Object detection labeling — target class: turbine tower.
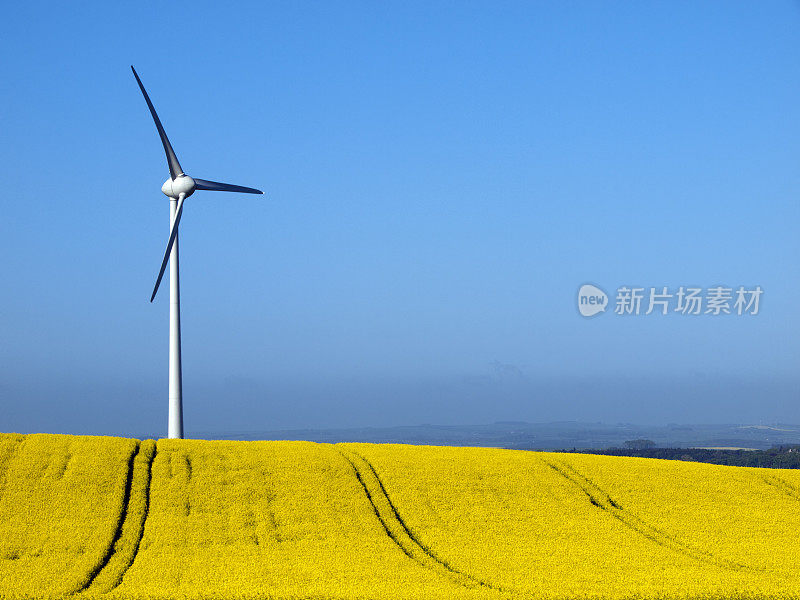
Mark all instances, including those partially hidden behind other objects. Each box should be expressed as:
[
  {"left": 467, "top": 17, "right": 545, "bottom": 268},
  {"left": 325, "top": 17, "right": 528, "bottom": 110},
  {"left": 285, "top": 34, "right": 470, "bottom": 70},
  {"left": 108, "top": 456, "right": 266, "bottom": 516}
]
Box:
[{"left": 131, "top": 66, "right": 263, "bottom": 439}]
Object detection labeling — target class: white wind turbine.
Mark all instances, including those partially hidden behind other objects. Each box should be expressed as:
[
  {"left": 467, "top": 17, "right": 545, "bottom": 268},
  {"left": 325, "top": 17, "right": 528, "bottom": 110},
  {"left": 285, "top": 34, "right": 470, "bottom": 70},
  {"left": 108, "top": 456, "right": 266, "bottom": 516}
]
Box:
[{"left": 132, "top": 66, "right": 263, "bottom": 439}]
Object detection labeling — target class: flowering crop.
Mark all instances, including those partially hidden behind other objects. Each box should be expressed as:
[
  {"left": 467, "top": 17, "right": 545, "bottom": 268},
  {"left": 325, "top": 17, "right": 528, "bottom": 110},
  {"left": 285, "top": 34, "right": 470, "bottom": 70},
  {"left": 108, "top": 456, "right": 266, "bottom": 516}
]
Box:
[
  {"left": 102, "top": 439, "right": 500, "bottom": 600},
  {"left": 2, "top": 434, "right": 800, "bottom": 599},
  {"left": 0, "top": 433, "right": 136, "bottom": 598},
  {"left": 350, "top": 443, "right": 800, "bottom": 599}
]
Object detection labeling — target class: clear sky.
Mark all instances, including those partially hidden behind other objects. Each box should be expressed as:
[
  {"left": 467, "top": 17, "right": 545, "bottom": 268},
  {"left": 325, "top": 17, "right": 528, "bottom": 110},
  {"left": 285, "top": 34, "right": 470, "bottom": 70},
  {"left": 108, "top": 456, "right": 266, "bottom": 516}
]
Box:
[{"left": 2, "top": 1, "right": 800, "bottom": 437}]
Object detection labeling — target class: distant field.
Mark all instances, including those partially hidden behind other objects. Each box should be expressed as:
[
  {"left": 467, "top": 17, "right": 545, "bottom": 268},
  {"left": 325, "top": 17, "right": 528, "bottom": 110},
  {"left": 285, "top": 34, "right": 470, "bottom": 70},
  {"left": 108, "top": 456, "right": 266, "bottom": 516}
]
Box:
[{"left": 2, "top": 433, "right": 800, "bottom": 599}]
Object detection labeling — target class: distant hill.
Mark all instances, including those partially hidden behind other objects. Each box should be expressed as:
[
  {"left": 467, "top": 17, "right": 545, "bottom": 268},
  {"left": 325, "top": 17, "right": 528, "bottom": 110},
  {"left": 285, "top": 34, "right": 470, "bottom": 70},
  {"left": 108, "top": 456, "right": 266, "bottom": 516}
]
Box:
[{"left": 197, "top": 421, "right": 800, "bottom": 451}]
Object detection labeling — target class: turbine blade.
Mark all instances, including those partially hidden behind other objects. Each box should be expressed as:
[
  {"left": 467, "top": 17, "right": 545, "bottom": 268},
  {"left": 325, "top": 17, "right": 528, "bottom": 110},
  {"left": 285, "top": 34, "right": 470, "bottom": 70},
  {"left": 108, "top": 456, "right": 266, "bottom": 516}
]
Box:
[
  {"left": 131, "top": 66, "right": 184, "bottom": 180},
  {"left": 151, "top": 194, "right": 186, "bottom": 303},
  {"left": 194, "top": 178, "right": 263, "bottom": 195}
]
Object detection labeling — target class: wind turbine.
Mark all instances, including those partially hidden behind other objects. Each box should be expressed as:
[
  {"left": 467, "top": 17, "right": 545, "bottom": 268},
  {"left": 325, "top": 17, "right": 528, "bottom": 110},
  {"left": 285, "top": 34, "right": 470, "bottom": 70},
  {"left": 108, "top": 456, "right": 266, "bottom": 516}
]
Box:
[{"left": 131, "top": 66, "right": 263, "bottom": 439}]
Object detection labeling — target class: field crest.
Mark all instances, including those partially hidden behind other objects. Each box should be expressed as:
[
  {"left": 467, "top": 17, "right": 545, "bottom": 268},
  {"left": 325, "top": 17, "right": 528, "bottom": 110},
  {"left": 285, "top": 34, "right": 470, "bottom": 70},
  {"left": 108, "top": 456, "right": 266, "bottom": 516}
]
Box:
[{"left": 0, "top": 434, "right": 798, "bottom": 599}]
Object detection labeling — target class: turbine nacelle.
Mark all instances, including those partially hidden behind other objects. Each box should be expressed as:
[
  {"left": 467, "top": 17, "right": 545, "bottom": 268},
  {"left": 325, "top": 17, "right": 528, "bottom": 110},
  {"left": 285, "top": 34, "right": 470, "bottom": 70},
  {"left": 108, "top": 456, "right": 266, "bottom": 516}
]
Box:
[{"left": 161, "top": 175, "right": 196, "bottom": 199}]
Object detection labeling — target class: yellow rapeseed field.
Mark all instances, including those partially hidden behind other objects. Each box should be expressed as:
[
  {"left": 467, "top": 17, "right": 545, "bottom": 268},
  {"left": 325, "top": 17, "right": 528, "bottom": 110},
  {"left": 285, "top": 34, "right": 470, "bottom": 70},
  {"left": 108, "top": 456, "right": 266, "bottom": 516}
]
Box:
[
  {"left": 1, "top": 433, "right": 799, "bottom": 599},
  {"left": 0, "top": 433, "right": 137, "bottom": 598}
]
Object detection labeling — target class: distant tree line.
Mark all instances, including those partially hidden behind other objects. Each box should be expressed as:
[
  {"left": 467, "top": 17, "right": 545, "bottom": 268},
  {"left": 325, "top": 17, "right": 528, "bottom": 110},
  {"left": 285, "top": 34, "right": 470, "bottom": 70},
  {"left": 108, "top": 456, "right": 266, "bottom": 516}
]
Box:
[{"left": 560, "top": 444, "right": 800, "bottom": 469}]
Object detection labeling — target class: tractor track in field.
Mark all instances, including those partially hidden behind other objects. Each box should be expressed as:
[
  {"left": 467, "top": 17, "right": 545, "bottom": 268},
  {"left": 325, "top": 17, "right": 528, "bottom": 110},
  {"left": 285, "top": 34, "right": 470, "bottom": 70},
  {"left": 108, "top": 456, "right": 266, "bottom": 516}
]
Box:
[
  {"left": 762, "top": 473, "right": 800, "bottom": 502},
  {"left": 107, "top": 443, "right": 156, "bottom": 591},
  {"left": 0, "top": 435, "right": 25, "bottom": 504},
  {"left": 75, "top": 441, "right": 157, "bottom": 595},
  {"left": 543, "top": 458, "right": 755, "bottom": 572},
  {"left": 337, "top": 448, "right": 511, "bottom": 596},
  {"left": 72, "top": 441, "right": 141, "bottom": 594}
]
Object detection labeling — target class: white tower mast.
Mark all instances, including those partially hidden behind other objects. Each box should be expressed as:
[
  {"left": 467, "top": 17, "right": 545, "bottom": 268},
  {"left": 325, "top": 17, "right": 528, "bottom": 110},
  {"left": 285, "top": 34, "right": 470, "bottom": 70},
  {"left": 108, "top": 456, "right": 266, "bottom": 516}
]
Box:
[{"left": 168, "top": 194, "right": 183, "bottom": 439}]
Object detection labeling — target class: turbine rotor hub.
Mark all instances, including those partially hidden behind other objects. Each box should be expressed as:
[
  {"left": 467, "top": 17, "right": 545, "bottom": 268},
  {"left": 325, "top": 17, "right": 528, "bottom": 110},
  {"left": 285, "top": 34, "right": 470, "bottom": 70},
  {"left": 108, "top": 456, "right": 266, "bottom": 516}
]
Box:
[{"left": 161, "top": 175, "right": 196, "bottom": 199}]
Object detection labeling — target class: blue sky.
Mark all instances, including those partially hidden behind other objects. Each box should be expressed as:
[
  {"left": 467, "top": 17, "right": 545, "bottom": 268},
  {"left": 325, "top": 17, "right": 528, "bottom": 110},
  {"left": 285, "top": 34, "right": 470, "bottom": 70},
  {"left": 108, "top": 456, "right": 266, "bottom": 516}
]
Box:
[{"left": 2, "top": 1, "right": 800, "bottom": 437}]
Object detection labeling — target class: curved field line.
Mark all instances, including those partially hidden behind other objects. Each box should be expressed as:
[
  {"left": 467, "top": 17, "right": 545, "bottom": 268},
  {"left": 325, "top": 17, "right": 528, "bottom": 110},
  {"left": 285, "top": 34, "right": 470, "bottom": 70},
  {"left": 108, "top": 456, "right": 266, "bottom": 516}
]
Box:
[
  {"left": 70, "top": 441, "right": 141, "bottom": 594},
  {"left": 0, "top": 435, "right": 25, "bottom": 504},
  {"left": 542, "top": 458, "right": 753, "bottom": 572},
  {"left": 337, "top": 448, "right": 511, "bottom": 595},
  {"left": 107, "top": 443, "right": 157, "bottom": 591},
  {"left": 762, "top": 474, "right": 800, "bottom": 502},
  {"left": 79, "top": 441, "right": 157, "bottom": 594}
]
